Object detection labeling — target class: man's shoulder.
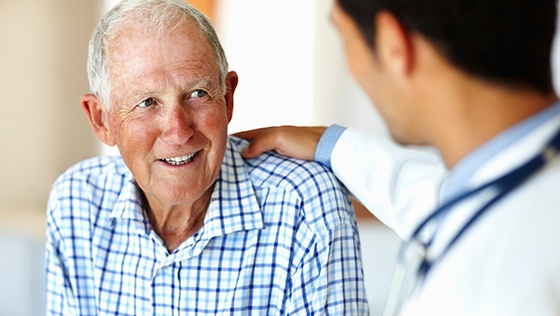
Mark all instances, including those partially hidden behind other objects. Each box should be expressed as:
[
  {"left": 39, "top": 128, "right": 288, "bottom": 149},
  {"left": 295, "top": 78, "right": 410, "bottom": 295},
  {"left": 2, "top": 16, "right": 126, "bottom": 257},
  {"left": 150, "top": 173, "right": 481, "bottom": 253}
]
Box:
[
  {"left": 48, "top": 155, "right": 134, "bottom": 222},
  {"left": 228, "top": 136, "right": 355, "bottom": 232},
  {"left": 52, "top": 155, "right": 131, "bottom": 195},
  {"left": 228, "top": 136, "right": 343, "bottom": 194}
]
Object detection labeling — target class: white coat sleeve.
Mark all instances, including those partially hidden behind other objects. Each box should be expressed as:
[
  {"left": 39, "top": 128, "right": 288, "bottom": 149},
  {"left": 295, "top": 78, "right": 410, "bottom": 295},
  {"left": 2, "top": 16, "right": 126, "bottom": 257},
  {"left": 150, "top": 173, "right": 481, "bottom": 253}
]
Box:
[{"left": 330, "top": 127, "right": 448, "bottom": 240}]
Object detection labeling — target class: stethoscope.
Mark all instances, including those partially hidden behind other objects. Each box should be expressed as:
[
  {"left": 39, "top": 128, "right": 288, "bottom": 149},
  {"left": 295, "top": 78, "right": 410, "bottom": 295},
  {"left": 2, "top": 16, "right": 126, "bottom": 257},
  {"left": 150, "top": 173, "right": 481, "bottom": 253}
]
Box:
[{"left": 383, "top": 124, "right": 560, "bottom": 316}]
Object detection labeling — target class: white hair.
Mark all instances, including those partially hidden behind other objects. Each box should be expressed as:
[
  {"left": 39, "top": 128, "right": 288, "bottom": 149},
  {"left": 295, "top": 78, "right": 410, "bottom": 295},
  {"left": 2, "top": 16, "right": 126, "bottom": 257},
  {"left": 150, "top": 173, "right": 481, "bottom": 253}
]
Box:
[{"left": 87, "top": 0, "right": 229, "bottom": 108}]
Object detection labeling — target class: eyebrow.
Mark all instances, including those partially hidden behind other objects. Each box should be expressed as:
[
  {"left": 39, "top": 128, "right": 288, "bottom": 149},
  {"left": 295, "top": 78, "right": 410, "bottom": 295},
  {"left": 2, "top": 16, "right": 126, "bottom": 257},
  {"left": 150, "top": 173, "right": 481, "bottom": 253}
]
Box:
[
  {"left": 195, "top": 76, "right": 218, "bottom": 90},
  {"left": 125, "top": 76, "right": 219, "bottom": 100}
]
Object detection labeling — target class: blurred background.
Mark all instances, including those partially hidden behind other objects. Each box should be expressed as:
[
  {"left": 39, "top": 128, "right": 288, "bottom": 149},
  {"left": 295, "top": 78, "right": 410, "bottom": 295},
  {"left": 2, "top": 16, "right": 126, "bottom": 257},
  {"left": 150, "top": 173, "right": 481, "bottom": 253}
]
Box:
[{"left": 1, "top": 0, "right": 560, "bottom": 315}]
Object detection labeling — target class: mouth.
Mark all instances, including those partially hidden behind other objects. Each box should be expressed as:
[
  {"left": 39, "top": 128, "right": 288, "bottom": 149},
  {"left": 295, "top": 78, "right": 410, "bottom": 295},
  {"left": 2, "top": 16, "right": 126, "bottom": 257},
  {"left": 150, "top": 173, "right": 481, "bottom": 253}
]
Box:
[{"left": 160, "top": 151, "right": 199, "bottom": 166}]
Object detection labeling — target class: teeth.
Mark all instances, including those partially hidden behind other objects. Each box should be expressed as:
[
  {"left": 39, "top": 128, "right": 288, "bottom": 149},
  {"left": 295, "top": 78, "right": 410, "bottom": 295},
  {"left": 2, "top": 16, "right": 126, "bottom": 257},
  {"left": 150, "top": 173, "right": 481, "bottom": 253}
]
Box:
[{"left": 162, "top": 152, "right": 197, "bottom": 165}]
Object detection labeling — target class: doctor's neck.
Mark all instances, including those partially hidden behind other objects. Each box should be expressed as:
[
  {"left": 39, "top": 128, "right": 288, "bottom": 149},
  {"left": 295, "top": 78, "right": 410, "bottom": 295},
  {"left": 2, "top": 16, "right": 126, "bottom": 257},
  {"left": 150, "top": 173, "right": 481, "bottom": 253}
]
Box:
[{"left": 423, "top": 74, "right": 558, "bottom": 169}]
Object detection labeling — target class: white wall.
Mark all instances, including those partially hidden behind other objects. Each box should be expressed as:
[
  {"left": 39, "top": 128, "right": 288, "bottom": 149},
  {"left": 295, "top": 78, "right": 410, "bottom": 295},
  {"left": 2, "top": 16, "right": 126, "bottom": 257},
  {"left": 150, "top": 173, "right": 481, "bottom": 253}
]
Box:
[
  {"left": 216, "top": 0, "right": 317, "bottom": 133},
  {"left": 216, "top": 0, "right": 388, "bottom": 135}
]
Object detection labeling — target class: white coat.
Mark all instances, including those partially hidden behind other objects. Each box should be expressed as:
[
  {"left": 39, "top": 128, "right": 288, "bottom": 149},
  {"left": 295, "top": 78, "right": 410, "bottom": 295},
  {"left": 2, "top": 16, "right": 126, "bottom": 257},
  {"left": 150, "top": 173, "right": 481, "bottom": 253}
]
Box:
[{"left": 331, "top": 115, "right": 560, "bottom": 315}]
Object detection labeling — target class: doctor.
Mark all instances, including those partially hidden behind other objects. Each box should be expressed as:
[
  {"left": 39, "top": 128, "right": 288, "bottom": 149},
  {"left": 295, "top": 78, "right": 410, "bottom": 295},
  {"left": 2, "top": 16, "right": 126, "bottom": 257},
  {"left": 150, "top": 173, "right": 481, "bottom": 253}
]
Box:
[{"left": 236, "top": 0, "right": 560, "bottom": 314}]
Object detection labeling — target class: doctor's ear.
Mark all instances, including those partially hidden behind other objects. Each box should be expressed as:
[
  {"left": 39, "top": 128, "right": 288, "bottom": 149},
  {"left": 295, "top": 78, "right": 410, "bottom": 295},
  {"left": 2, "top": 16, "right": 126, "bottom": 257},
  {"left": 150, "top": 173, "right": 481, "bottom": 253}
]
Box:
[
  {"left": 375, "top": 11, "right": 414, "bottom": 76},
  {"left": 80, "top": 93, "right": 116, "bottom": 146}
]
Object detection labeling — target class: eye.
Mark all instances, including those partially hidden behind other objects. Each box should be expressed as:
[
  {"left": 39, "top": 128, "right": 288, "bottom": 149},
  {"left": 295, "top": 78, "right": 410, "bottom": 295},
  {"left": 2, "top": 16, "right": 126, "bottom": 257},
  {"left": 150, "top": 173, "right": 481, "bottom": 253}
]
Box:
[
  {"left": 190, "top": 89, "right": 208, "bottom": 98},
  {"left": 138, "top": 97, "right": 156, "bottom": 108}
]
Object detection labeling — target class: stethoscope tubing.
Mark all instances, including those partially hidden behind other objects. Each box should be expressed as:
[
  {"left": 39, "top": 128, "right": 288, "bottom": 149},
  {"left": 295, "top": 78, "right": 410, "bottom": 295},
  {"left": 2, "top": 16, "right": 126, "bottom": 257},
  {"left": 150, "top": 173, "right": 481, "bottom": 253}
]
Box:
[{"left": 384, "top": 124, "right": 560, "bottom": 316}]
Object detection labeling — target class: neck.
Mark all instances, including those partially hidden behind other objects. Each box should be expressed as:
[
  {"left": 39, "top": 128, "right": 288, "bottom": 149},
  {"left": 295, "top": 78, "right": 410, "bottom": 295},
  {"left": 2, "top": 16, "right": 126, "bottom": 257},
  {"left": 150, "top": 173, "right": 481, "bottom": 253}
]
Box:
[
  {"left": 428, "top": 82, "right": 557, "bottom": 168},
  {"left": 405, "top": 34, "right": 557, "bottom": 168},
  {"left": 139, "top": 186, "right": 211, "bottom": 253}
]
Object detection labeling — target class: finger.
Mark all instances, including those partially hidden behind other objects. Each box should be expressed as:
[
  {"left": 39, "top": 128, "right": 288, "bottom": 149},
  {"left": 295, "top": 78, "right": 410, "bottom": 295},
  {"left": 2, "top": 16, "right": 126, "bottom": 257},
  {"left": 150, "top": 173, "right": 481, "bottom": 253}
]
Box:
[
  {"left": 233, "top": 127, "right": 271, "bottom": 141},
  {"left": 240, "top": 132, "right": 280, "bottom": 158}
]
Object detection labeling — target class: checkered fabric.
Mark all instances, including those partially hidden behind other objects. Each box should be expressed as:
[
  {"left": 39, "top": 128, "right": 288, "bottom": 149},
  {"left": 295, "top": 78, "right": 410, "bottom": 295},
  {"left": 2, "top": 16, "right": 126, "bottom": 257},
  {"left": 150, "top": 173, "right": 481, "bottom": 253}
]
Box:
[{"left": 46, "top": 136, "right": 369, "bottom": 315}]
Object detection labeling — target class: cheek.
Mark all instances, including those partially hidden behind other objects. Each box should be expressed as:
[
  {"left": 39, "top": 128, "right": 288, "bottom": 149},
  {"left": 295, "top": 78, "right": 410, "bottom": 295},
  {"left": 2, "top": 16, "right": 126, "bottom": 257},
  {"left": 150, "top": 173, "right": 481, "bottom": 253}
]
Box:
[
  {"left": 112, "top": 116, "right": 159, "bottom": 154},
  {"left": 200, "top": 108, "right": 230, "bottom": 154},
  {"left": 343, "top": 39, "right": 375, "bottom": 84},
  {"left": 199, "top": 105, "right": 229, "bottom": 131},
  {"left": 105, "top": 115, "right": 122, "bottom": 144}
]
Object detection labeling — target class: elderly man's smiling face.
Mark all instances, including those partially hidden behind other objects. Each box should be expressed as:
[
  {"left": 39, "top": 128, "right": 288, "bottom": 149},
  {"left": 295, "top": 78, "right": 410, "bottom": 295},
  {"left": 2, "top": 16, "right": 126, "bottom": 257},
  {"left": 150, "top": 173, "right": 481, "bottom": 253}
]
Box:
[{"left": 99, "top": 19, "right": 237, "bottom": 212}]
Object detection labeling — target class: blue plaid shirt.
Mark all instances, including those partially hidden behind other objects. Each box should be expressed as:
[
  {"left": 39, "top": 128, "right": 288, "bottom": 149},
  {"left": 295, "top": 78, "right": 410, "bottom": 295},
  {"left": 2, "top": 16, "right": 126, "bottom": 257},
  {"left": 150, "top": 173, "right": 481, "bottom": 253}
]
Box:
[{"left": 46, "top": 136, "right": 369, "bottom": 315}]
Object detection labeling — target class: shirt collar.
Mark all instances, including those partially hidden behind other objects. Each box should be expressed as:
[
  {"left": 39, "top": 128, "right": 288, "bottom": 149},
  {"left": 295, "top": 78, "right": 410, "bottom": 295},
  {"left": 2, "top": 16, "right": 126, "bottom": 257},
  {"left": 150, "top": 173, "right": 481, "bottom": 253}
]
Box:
[
  {"left": 109, "top": 138, "right": 264, "bottom": 239},
  {"left": 109, "top": 170, "right": 145, "bottom": 221},
  {"left": 441, "top": 100, "right": 560, "bottom": 202},
  {"left": 202, "top": 139, "right": 264, "bottom": 239}
]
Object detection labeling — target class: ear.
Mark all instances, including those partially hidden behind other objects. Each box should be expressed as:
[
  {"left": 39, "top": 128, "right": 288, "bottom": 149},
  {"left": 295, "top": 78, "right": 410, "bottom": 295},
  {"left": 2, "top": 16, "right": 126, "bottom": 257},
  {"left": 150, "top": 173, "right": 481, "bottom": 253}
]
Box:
[
  {"left": 375, "top": 11, "right": 414, "bottom": 76},
  {"left": 224, "top": 71, "right": 239, "bottom": 123},
  {"left": 80, "top": 94, "right": 116, "bottom": 146}
]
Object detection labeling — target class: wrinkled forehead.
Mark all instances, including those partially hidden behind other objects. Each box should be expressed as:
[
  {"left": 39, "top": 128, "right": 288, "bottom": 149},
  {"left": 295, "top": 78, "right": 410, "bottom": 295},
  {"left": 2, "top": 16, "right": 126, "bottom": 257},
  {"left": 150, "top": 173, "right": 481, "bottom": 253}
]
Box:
[{"left": 106, "top": 17, "right": 216, "bottom": 78}]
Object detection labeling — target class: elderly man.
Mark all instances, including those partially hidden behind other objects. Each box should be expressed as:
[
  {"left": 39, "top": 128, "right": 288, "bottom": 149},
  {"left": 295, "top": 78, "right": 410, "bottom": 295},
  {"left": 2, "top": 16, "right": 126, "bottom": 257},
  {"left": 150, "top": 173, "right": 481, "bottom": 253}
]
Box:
[{"left": 45, "top": 0, "right": 369, "bottom": 315}]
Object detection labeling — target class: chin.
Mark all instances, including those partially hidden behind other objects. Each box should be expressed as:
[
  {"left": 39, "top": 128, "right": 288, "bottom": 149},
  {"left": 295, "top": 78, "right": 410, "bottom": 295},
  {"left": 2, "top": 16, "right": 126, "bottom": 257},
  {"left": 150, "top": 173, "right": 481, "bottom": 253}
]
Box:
[
  {"left": 389, "top": 128, "right": 425, "bottom": 147},
  {"left": 388, "top": 128, "right": 411, "bottom": 145}
]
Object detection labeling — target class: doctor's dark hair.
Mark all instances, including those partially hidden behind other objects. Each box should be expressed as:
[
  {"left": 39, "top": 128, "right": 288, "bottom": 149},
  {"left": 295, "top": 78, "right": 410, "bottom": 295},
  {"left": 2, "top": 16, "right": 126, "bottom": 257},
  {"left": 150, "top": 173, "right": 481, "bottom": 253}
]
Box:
[{"left": 336, "top": 0, "right": 557, "bottom": 94}]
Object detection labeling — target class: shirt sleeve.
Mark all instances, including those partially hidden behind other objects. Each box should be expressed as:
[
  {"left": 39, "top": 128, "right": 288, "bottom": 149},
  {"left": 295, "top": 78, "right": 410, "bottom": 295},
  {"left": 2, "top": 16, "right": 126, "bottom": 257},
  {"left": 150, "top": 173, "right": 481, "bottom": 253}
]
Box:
[
  {"left": 312, "top": 218, "right": 370, "bottom": 315},
  {"left": 285, "top": 164, "right": 370, "bottom": 315},
  {"left": 315, "top": 124, "right": 347, "bottom": 169},
  {"left": 320, "top": 125, "right": 448, "bottom": 240},
  {"left": 45, "top": 199, "right": 79, "bottom": 316}
]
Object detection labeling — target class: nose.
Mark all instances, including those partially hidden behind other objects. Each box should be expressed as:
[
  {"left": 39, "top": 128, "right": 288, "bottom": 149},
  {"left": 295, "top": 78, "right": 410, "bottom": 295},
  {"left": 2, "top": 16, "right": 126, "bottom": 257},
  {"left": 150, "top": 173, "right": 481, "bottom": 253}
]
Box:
[{"left": 160, "top": 104, "right": 194, "bottom": 145}]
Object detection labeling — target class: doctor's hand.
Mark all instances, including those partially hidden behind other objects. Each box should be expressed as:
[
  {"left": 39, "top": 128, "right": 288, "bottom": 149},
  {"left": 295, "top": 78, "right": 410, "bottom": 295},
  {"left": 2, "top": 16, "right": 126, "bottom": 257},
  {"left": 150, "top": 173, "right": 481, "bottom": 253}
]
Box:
[{"left": 234, "top": 126, "right": 326, "bottom": 161}]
